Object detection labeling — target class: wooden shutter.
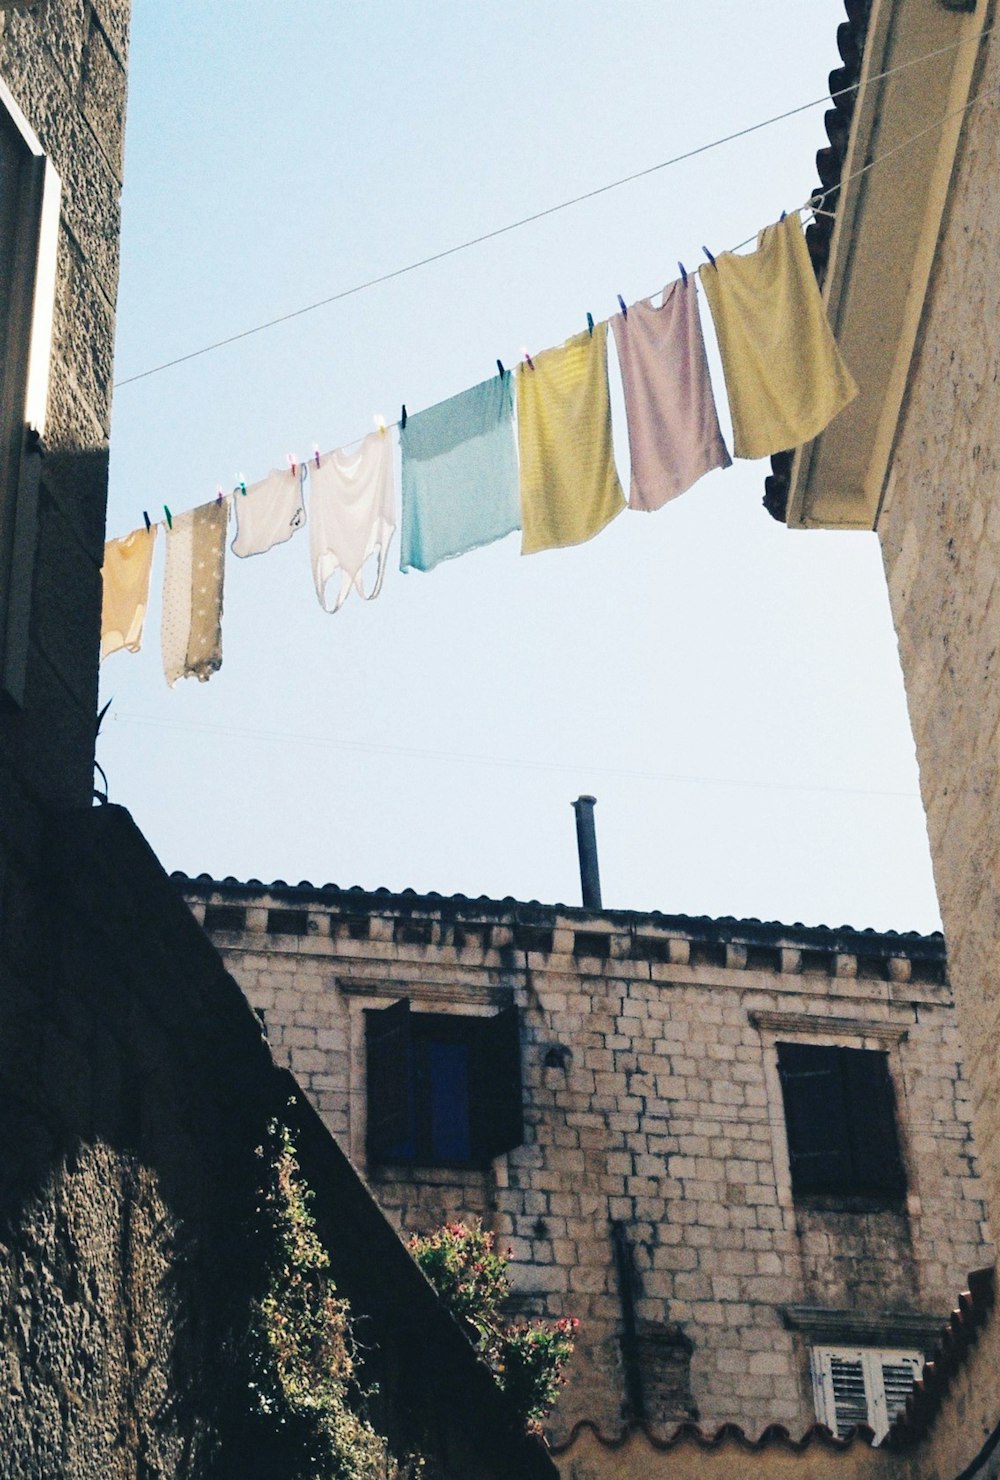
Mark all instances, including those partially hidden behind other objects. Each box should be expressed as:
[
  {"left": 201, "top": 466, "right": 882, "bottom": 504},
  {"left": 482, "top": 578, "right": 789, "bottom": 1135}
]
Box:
[
  {"left": 811, "top": 1347, "right": 922, "bottom": 1443},
  {"left": 365, "top": 998, "right": 413, "bottom": 1161},
  {"left": 777, "top": 1042, "right": 852, "bottom": 1193},
  {"left": 841, "top": 1047, "right": 906, "bottom": 1195},
  {"left": 878, "top": 1353, "right": 922, "bottom": 1433},
  {"left": 471, "top": 1005, "right": 523, "bottom": 1164}
]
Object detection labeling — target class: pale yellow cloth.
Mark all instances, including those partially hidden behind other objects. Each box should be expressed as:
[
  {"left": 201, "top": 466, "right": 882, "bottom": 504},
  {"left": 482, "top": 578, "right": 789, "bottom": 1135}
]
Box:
[
  {"left": 161, "top": 500, "right": 227, "bottom": 686},
  {"left": 517, "top": 324, "right": 625, "bottom": 554},
  {"left": 699, "top": 214, "right": 858, "bottom": 460},
  {"left": 100, "top": 525, "right": 157, "bottom": 660}
]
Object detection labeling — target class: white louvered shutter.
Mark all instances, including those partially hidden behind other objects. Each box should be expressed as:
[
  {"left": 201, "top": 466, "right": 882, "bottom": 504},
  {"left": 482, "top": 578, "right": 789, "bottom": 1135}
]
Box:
[{"left": 811, "top": 1347, "right": 923, "bottom": 1443}]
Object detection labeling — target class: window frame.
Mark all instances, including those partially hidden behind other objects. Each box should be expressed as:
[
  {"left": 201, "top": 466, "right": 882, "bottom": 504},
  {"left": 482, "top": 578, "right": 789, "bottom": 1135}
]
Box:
[
  {"left": 0, "top": 73, "right": 60, "bottom": 706},
  {"left": 776, "top": 1040, "right": 906, "bottom": 1200},
  {"left": 810, "top": 1345, "right": 924, "bottom": 1443},
  {"left": 364, "top": 997, "right": 523, "bottom": 1170}
]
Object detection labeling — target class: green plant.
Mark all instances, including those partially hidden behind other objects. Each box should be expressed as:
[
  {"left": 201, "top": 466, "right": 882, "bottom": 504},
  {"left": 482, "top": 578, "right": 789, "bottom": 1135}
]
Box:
[
  {"left": 252, "top": 1120, "right": 422, "bottom": 1479},
  {"left": 407, "top": 1220, "right": 578, "bottom": 1434}
]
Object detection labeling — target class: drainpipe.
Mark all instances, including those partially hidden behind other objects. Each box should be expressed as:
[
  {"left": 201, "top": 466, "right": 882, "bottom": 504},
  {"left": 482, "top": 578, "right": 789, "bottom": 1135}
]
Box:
[
  {"left": 611, "top": 1220, "right": 646, "bottom": 1424},
  {"left": 572, "top": 795, "right": 602, "bottom": 911}
]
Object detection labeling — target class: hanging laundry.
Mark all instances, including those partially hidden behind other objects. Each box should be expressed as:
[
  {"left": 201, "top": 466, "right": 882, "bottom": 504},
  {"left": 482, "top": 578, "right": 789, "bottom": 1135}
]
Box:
[
  {"left": 699, "top": 213, "right": 857, "bottom": 460},
  {"left": 517, "top": 323, "right": 625, "bottom": 554},
  {"left": 161, "top": 499, "right": 228, "bottom": 685},
  {"left": 231, "top": 465, "right": 306, "bottom": 558},
  {"left": 100, "top": 525, "right": 157, "bottom": 660},
  {"left": 309, "top": 431, "right": 395, "bottom": 611},
  {"left": 611, "top": 277, "right": 731, "bottom": 509},
  {"left": 400, "top": 373, "right": 520, "bottom": 572}
]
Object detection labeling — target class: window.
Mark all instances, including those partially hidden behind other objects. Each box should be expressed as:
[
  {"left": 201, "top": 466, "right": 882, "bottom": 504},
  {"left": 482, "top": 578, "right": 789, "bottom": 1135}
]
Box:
[
  {"left": 365, "top": 999, "right": 523, "bottom": 1167},
  {"left": 811, "top": 1346, "right": 923, "bottom": 1443},
  {"left": 777, "top": 1042, "right": 905, "bottom": 1198},
  {"left": 0, "top": 76, "right": 60, "bottom": 705}
]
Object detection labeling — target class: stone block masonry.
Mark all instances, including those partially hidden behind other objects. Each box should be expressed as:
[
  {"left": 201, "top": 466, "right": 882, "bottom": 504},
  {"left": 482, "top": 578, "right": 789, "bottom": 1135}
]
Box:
[{"left": 180, "top": 876, "right": 992, "bottom": 1444}]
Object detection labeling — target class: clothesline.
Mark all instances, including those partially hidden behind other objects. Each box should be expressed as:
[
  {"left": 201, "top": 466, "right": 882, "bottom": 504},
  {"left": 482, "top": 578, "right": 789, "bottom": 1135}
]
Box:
[
  {"left": 113, "top": 20, "right": 995, "bottom": 391},
  {"left": 100, "top": 70, "right": 1000, "bottom": 687}
]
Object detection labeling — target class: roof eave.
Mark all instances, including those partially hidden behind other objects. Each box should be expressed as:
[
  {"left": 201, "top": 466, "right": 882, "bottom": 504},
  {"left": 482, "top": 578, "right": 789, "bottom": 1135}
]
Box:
[{"left": 785, "top": 0, "right": 988, "bottom": 532}]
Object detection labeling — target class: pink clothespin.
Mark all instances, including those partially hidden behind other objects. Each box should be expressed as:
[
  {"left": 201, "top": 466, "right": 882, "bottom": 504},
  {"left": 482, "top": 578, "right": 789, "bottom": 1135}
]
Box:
[
  {"left": 288, "top": 452, "right": 297, "bottom": 477},
  {"left": 522, "top": 346, "right": 534, "bottom": 371},
  {"left": 313, "top": 444, "right": 321, "bottom": 469}
]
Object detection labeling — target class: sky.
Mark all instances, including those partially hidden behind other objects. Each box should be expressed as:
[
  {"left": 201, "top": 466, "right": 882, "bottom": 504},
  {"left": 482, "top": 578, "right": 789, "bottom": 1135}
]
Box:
[{"left": 98, "top": 0, "right": 942, "bottom": 934}]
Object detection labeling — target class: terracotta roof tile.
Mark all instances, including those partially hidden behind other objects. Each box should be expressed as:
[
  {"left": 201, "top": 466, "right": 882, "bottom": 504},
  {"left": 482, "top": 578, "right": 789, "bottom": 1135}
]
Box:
[{"left": 549, "top": 1418, "right": 875, "bottom": 1457}]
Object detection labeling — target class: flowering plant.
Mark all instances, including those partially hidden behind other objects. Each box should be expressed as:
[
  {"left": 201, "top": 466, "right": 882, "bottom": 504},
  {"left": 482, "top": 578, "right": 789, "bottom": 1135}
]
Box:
[{"left": 407, "top": 1219, "right": 578, "bottom": 1434}]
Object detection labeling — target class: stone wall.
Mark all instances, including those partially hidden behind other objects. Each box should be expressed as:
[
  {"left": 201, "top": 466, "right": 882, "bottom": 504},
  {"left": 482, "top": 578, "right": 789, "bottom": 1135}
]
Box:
[
  {"left": 875, "top": 22, "right": 1000, "bottom": 1225},
  {"left": 180, "top": 878, "right": 992, "bottom": 1444},
  {"left": 0, "top": 807, "right": 557, "bottom": 1480}
]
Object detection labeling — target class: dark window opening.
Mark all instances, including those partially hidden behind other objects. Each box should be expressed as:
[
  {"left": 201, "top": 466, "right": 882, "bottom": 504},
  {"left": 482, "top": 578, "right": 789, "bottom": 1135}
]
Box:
[
  {"left": 910, "top": 957, "right": 946, "bottom": 985},
  {"left": 393, "top": 917, "right": 434, "bottom": 947},
  {"left": 630, "top": 936, "right": 671, "bottom": 964},
  {"left": 513, "top": 925, "right": 554, "bottom": 955},
  {"left": 689, "top": 941, "right": 727, "bottom": 969},
  {"left": 574, "top": 930, "right": 611, "bottom": 960},
  {"left": 203, "top": 903, "right": 246, "bottom": 934},
  {"left": 856, "top": 955, "right": 889, "bottom": 981},
  {"left": 777, "top": 1042, "right": 906, "bottom": 1199},
  {"left": 453, "top": 923, "right": 492, "bottom": 951},
  {"left": 745, "top": 944, "right": 782, "bottom": 972},
  {"left": 800, "top": 949, "right": 832, "bottom": 975},
  {"left": 341, "top": 914, "right": 371, "bottom": 941},
  {"left": 266, "top": 908, "right": 309, "bottom": 936},
  {"left": 366, "top": 999, "right": 523, "bottom": 1168}
]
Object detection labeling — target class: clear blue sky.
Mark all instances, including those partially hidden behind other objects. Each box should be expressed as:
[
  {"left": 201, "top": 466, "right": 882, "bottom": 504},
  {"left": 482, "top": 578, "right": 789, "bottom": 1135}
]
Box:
[{"left": 99, "top": 0, "right": 941, "bottom": 933}]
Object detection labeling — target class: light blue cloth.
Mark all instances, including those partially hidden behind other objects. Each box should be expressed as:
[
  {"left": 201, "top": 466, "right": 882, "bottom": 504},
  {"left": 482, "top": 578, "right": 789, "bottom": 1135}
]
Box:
[{"left": 400, "top": 372, "right": 520, "bottom": 572}]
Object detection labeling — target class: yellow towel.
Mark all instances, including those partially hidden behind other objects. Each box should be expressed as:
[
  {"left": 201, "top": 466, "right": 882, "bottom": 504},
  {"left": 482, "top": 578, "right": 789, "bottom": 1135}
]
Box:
[
  {"left": 699, "top": 214, "right": 857, "bottom": 460},
  {"left": 517, "top": 324, "right": 625, "bottom": 554},
  {"left": 100, "top": 525, "right": 157, "bottom": 660}
]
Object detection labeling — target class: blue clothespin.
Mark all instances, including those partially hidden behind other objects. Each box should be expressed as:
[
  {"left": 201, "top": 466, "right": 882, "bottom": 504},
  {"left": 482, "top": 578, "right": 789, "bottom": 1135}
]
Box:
[
  {"left": 496, "top": 359, "right": 506, "bottom": 378},
  {"left": 142, "top": 510, "right": 151, "bottom": 531},
  {"left": 702, "top": 245, "right": 717, "bottom": 269},
  {"left": 617, "top": 294, "right": 628, "bottom": 318},
  {"left": 586, "top": 312, "right": 594, "bottom": 336},
  {"left": 163, "top": 505, "right": 173, "bottom": 530},
  {"left": 216, "top": 484, "right": 224, "bottom": 505},
  {"left": 678, "top": 262, "right": 688, "bottom": 287},
  {"left": 400, "top": 404, "right": 407, "bottom": 429},
  {"left": 313, "top": 445, "right": 321, "bottom": 469},
  {"left": 780, "top": 209, "right": 787, "bottom": 223}
]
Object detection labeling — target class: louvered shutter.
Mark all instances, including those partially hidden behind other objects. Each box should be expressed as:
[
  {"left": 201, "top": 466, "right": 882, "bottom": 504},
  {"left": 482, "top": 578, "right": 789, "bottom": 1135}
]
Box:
[
  {"left": 878, "top": 1353, "right": 922, "bottom": 1433},
  {"left": 777, "top": 1042, "right": 852, "bottom": 1193},
  {"left": 829, "top": 1354, "right": 870, "bottom": 1437},
  {"left": 841, "top": 1048, "right": 906, "bottom": 1195},
  {"left": 470, "top": 1005, "right": 523, "bottom": 1164},
  {"left": 365, "top": 998, "right": 413, "bottom": 1160}
]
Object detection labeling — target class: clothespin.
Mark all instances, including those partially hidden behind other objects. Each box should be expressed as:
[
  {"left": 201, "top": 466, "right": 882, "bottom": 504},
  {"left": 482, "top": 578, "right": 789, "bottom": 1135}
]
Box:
[
  {"left": 313, "top": 444, "right": 321, "bottom": 469},
  {"left": 163, "top": 505, "right": 173, "bottom": 530},
  {"left": 496, "top": 359, "right": 505, "bottom": 378},
  {"left": 374, "top": 414, "right": 387, "bottom": 436},
  {"left": 780, "top": 209, "right": 787, "bottom": 223},
  {"left": 521, "top": 346, "right": 534, "bottom": 371},
  {"left": 617, "top": 295, "right": 628, "bottom": 319},
  {"left": 216, "top": 484, "right": 224, "bottom": 505},
  {"left": 586, "top": 312, "right": 594, "bottom": 337},
  {"left": 678, "top": 262, "right": 688, "bottom": 287},
  {"left": 287, "top": 452, "right": 297, "bottom": 477},
  {"left": 400, "top": 404, "right": 407, "bottom": 430},
  {"left": 234, "top": 476, "right": 246, "bottom": 496},
  {"left": 702, "top": 246, "right": 717, "bottom": 269},
  {"left": 142, "top": 510, "right": 151, "bottom": 532}
]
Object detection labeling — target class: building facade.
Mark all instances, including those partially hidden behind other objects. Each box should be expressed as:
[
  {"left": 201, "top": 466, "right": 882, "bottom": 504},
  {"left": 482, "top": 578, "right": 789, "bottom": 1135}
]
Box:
[{"left": 179, "top": 873, "right": 992, "bottom": 1446}]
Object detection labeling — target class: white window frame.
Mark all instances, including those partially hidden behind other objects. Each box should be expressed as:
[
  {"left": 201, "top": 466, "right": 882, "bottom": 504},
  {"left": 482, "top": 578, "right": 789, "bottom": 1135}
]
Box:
[
  {"left": 810, "top": 1345, "right": 924, "bottom": 1443},
  {"left": 0, "top": 72, "right": 61, "bottom": 705}
]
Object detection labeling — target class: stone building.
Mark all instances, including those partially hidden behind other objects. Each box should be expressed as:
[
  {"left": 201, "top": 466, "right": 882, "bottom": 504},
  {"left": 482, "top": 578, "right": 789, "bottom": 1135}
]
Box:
[
  {"left": 177, "top": 866, "right": 991, "bottom": 1448},
  {"left": 0, "top": 8, "right": 555, "bottom": 1475},
  {"left": 764, "top": 0, "right": 1000, "bottom": 1475}
]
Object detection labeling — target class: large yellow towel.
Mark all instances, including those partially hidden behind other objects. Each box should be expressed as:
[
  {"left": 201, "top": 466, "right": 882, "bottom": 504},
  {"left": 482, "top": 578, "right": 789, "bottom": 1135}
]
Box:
[
  {"left": 699, "top": 214, "right": 857, "bottom": 460},
  {"left": 100, "top": 525, "right": 157, "bottom": 660},
  {"left": 517, "top": 324, "right": 625, "bottom": 554}
]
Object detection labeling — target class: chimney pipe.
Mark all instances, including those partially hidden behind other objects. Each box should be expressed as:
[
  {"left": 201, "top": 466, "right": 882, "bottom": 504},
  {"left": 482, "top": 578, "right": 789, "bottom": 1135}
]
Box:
[{"left": 572, "top": 795, "right": 602, "bottom": 911}]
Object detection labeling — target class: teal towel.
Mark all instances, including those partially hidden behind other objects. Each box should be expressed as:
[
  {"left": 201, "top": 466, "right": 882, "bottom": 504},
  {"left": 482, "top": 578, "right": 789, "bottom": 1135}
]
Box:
[{"left": 400, "top": 373, "right": 520, "bottom": 572}]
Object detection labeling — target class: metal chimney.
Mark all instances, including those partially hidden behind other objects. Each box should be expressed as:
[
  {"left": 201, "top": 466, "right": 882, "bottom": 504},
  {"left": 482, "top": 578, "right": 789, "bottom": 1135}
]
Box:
[{"left": 572, "top": 795, "right": 602, "bottom": 911}]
